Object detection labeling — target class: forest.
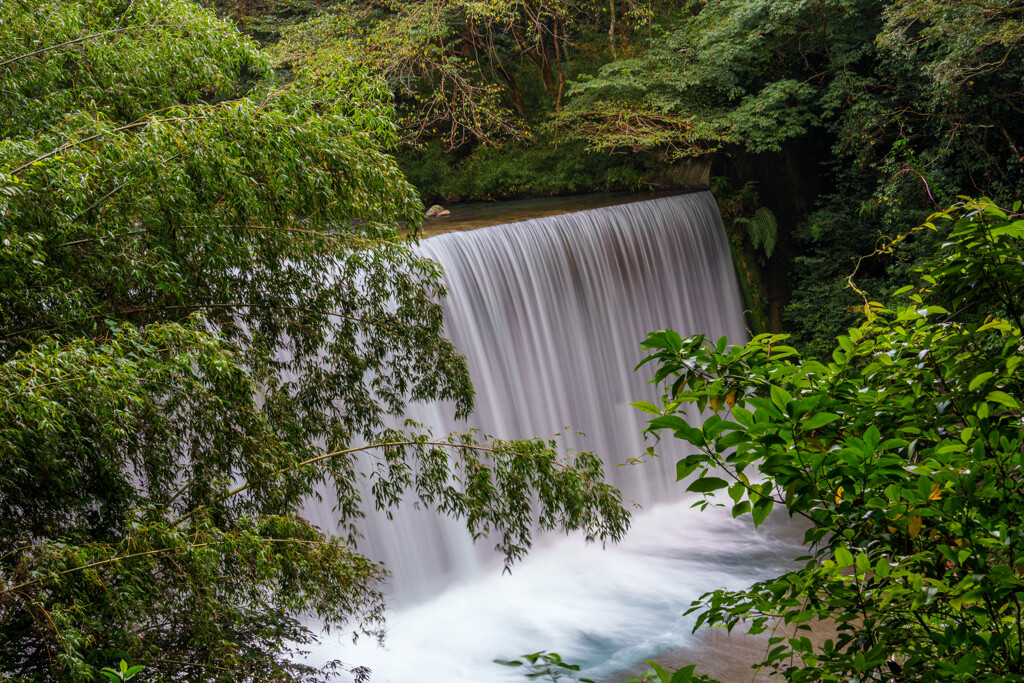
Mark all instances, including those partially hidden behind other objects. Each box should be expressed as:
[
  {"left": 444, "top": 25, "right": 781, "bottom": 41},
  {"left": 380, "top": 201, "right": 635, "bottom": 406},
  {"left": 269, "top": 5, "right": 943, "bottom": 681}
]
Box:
[{"left": 1, "top": 0, "right": 1022, "bottom": 681}]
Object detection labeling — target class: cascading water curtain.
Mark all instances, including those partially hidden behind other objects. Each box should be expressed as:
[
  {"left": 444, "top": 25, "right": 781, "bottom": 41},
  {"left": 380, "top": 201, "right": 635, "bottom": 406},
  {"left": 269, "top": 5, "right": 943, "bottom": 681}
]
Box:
[
  {"left": 305, "top": 191, "right": 799, "bottom": 683},
  {"left": 338, "top": 191, "right": 748, "bottom": 599}
]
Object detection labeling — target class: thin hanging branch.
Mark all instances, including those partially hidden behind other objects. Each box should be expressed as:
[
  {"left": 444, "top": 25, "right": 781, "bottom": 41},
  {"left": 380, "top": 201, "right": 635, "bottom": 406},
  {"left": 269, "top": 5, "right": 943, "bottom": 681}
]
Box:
[{"left": 0, "top": 24, "right": 173, "bottom": 68}]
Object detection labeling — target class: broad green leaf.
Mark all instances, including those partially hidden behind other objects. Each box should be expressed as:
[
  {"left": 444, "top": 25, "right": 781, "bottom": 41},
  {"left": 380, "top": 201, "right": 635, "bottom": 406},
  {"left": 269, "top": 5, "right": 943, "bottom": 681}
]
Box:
[
  {"left": 968, "top": 372, "right": 995, "bottom": 391},
  {"left": 494, "top": 659, "right": 524, "bottom": 667},
  {"left": 731, "top": 406, "right": 754, "bottom": 427},
  {"left": 630, "top": 401, "right": 663, "bottom": 415},
  {"left": 986, "top": 390, "right": 1020, "bottom": 410},
  {"left": 649, "top": 415, "right": 690, "bottom": 432},
  {"left": 676, "top": 460, "right": 699, "bottom": 482},
  {"left": 751, "top": 496, "right": 774, "bottom": 527},
  {"left": 864, "top": 426, "right": 881, "bottom": 451},
  {"left": 856, "top": 552, "right": 870, "bottom": 572},
  {"left": 770, "top": 384, "right": 793, "bottom": 412},
  {"left": 646, "top": 660, "right": 672, "bottom": 683},
  {"left": 670, "top": 664, "right": 697, "bottom": 683},
  {"left": 687, "top": 477, "right": 729, "bottom": 493},
  {"left": 801, "top": 412, "right": 840, "bottom": 431}
]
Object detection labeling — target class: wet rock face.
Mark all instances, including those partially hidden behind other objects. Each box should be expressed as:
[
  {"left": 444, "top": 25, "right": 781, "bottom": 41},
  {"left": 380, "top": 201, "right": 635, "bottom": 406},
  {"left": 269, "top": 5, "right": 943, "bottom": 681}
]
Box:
[{"left": 426, "top": 204, "right": 450, "bottom": 217}]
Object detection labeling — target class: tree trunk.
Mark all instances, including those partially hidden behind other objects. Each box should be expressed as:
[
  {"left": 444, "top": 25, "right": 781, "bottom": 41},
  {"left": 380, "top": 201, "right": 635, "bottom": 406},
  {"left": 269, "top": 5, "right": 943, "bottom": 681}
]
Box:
[
  {"left": 495, "top": 63, "right": 530, "bottom": 122},
  {"left": 609, "top": 0, "right": 617, "bottom": 58}
]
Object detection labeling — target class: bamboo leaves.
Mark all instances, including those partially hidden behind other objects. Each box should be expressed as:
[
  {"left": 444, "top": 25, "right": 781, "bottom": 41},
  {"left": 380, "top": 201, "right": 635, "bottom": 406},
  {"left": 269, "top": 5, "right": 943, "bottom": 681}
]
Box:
[{"left": 0, "top": 2, "right": 630, "bottom": 679}]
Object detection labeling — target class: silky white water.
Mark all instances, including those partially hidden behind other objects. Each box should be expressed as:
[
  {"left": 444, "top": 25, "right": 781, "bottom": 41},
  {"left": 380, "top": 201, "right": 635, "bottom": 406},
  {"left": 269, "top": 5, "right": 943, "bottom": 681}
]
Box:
[{"left": 305, "top": 191, "right": 797, "bottom": 681}]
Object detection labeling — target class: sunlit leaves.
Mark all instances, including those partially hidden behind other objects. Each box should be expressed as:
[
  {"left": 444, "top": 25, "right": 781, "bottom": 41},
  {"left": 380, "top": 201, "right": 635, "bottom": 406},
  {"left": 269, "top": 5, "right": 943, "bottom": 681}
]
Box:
[{"left": 0, "top": 0, "right": 268, "bottom": 136}]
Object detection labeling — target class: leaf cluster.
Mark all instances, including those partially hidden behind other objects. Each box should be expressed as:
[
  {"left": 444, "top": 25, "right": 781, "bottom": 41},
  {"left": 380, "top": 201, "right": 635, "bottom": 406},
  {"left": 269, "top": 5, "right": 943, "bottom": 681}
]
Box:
[
  {"left": 635, "top": 198, "right": 1024, "bottom": 682},
  {"left": 0, "top": 2, "right": 630, "bottom": 680},
  {"left": 496, "top": 650, "right": 597, "bottom": 682},
  {"left": 556, "top": 0, "right": 1024, "bottom": 356}
]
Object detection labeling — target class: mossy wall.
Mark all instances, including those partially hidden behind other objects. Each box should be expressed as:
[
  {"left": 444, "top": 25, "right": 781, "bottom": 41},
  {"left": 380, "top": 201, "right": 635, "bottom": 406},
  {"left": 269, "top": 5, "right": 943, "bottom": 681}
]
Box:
[
  {"left": 399, "top": 137, "right": 667, "bottom": 205},
  {"left": 713, "top": 137, "right": 832, "bottom": 333}
]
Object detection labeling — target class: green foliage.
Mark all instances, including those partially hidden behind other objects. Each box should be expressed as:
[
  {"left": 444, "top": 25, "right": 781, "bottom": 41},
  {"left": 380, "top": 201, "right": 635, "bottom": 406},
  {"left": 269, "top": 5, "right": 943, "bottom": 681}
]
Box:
[
  {"left": 211, "top": 0, "right": 340, "bottom": 45},
  {"left": 398, "top": 135, "right": 653, "bottom": 203},
  {"left": 271, "top": 0, "right": 656, "bottom": 152},
  {"left": 499, "top": 653, "right": 718, "bottom": 683},
  {"left": 782, "top": 251, "right": 864, "bottom": 359},
  {"left": 715, "top": 180, "right": 777, "bottom": 261},
  {"left": 275, "top": 6, "right": 530, "bottom": 150},
  {"left": 736, "top": 207, "right": 777, "bottom": 260},
  {"left": 0, "top": 2, "right": 630, "bottom": 680},
  {"left": 269, "top": 0, "right": 669, "bottom": 201},
  {"left": 642, "top": 661, "right": 716, "bottom": 683},
  {"left": 496, "top": 651, "right": 596, "bottom": 682},
  {"left": 565, "top": 0, "right": 1024, "bottom": 171},
  {"left": 1, "top": 0, "right": 267, "bottom": 134},
  {"left": 636, "top": 198, "right": 1024, "bottom": 681},
  {"left": 212, "top": 0, "right": 694, "bottom": 201},
  {"left": 709, "top": 179, "right": 776, "bottom": 334},
  {"left": 558, "top": 0, "right": 1024, "bottom": 353},
  {"left": 562, "top": 3, "right": 829, "bottom": 158},
  {"left": 99, "top": 660, "right": 143, "bottom": 683},
  {"left": 617, "top": 669, "right": 661, "bottom": 683}
]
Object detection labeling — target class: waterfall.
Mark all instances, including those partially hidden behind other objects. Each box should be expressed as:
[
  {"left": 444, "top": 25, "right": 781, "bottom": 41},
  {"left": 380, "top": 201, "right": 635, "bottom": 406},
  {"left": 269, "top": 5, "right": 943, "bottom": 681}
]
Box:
[
  {"left": 346, "top": 191, "right": 748, "bottom": 601},
  {"left": 306, "top": 191, "right": 798, "bottom": 681}
]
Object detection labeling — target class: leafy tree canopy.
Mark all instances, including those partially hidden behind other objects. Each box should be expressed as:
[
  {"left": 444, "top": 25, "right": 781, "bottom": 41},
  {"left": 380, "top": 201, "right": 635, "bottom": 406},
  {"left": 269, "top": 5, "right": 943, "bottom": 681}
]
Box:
[
  {"left": 565, "top": 0, "right": 1024, "bottom": 173},
  {"left": 0, "top": 1, "right": 629, "bottom": 680},
  {"left": 637, "top": 198, "right": 1024, "bottom": 682},
  {"left": 561, "top": 0, "right": 1024, "bottom": 352},
  {"left": 271, "top": 0, "right": 657, "bottom": 150}
]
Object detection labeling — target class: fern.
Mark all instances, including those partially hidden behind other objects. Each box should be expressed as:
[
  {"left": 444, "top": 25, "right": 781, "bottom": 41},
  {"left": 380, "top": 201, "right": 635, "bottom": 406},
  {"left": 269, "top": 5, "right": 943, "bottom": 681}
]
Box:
[{"left": 735, "top": 206, "right": 778, "bottom": 259}]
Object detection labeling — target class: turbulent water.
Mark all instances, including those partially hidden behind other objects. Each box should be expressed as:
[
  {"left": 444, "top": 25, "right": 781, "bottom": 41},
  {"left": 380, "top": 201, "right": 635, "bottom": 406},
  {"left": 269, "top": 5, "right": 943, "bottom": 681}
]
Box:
[{"left": 305, "top": 191, "right": 799, "bottom": 681}]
